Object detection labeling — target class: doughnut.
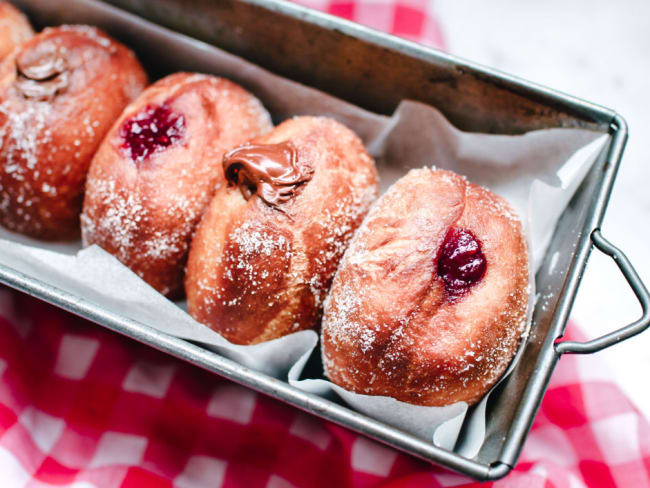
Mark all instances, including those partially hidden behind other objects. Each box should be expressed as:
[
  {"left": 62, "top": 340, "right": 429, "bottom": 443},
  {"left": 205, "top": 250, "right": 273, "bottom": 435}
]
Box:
[
  {"left": 321, "top": 168, "right": 529, "bottom": 406},
  {"left": 0, "top": 2, "right": 33, "bottom": 62},
  {"left": 81, "top": 72, "right": 273, "bottom": 297},
  {"left": 185, "top": 116, "right": 379, "bottom": 344},
  {"left": 0, "top": 25, "right": 147, "bottom": 240}
]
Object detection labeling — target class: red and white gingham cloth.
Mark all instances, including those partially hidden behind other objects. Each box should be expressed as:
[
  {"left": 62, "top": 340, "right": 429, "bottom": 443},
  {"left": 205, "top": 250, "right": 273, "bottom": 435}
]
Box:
[
  {"left": 2, "top": 1, "right": 650, "bottom": 486},
  {"left": 2, "top": 288, "right": 650, "bottom": 488}
]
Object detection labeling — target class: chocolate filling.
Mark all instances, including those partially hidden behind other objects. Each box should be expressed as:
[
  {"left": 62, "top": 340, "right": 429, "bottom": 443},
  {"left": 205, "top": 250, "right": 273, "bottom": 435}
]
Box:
[
  {"left": 223, "top": 142, "right": 313, "bottom": 210},
  {"left": 15, "top": 48, "right": 69, "bottom": 101}
]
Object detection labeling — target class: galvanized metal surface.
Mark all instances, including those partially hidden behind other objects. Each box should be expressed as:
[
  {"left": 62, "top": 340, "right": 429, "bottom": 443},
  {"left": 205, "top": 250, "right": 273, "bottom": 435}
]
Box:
[
  {"left": 104, "top": 0, "right": 613, "bottom": 135},
  {"left": 556, "top": 230, "right": 650, "bottom": 355},
  {"left": 2, "top": 0, "right": 649, "bottom": 481}
]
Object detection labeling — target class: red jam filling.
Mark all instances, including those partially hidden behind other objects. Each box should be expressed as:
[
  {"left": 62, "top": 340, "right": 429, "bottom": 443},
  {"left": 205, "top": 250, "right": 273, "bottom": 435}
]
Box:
[
  {"left": 120, "top": 104, "right": 185, "bottom": 162},
  {"left": 437, "top": 227, "right": 486, "bottom": 300}
]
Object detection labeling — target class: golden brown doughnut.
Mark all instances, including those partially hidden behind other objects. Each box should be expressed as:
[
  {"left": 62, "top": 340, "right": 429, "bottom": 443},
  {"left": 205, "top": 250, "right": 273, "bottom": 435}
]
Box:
[
  {"left": 185, "top": 116, "right": 379, "bottom": 344},
  {"left": 322, "top": 168, "right": 529, "bottom": 406},
  {"left": 81, "top": 72, "right": 273, "bottom": 297},
  {"left": 0, "top": 2, "right": 33, "bottom": 61},
  {"left": 0, "top": 25, "right": 147, "bottom": 240}
]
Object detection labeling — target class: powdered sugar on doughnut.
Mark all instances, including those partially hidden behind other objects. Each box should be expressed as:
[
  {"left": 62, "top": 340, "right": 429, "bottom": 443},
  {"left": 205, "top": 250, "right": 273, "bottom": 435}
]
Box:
[
  {"left": 81, "top": 178, "right": 145, "bottom": 256},
  {"left": 0, "top": 100, "right": 51, "bottom": 174},
  {"left": 230, "top": 221, "right": 290, "bottom": 258},
  {"left": 81, "top": 73, "right": 273, "bottom": 297},
  {"left": 185, "top": 116, "right": 379, "bottom": 344},
  {"left": 0, "top": 25, "right": 147, "bottom": 239},
  {"left": 322, "top": 168, "right": 530, "bottom": 406}
]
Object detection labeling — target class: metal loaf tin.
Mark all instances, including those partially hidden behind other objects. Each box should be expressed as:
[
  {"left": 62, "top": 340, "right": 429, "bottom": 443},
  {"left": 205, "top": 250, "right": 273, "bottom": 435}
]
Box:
[{"left": 2, "top": 0, "right": 650, "bottom": 481}]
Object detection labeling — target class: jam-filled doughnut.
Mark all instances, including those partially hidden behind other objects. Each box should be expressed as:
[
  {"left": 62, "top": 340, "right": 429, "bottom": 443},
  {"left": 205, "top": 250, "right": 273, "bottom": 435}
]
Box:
[
  {"left": 185, "top": 116, "right": 379, "bottom": 344},
  {"left": 0, "top": 2, "right": 33, "bottom": 61},
  {"left": 322, "top": 168, "right": 529, "bottom": 406},
  {"left": 81, "top": 72, "right": 273, "bottom": 297},
  {"left": 0, "top": 25, "right": 147, "bottom": 240}
]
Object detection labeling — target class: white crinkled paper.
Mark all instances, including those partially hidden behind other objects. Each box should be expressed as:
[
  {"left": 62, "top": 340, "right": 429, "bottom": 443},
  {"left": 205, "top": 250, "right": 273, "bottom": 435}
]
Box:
[{"left": 2, "top": 0, "right": 609, "bottom": 456}]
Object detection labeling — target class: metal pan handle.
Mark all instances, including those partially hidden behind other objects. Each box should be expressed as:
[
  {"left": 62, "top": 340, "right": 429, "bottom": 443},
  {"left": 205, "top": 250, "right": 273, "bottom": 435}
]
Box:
[{"left": 555, "top": 230, "right": 650, "bottom": 355}]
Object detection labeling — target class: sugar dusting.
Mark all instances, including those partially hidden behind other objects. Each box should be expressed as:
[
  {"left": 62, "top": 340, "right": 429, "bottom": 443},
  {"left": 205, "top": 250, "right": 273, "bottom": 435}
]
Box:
[
  {"left": 230, "top": 221, "right": 290, "bottom": 257},
  {"left": 202, "top": 221, "right": 292, "bottom": 311},
  {"left": 0, "top": 93, "right": 54, "bottom": 232},
  {"left": 81, "top": 74, "right": 274, "bottom": 296},
  {"left": 190, "top": 117, "right": 378, "bottom": 341},
  {"left": 81, "top": 178, "right": 144, "bottom": 258},
  {"left": 307, "top": 183, "right": 377, "bottom": 309},
  {"left": 0, "top": 24, "right": 146, "bottom": 237},
  {"left": 322, "top": 168, "right": 530, "bottom": 404},
  {"left": 0, "top": 100, "right": 52, "bottom": 174},
  {"left": 82, "top": 175, "right": 201, "bottom": 266},
  {"left": 198, "top": 183, "right": 375, "bottom": 334}
]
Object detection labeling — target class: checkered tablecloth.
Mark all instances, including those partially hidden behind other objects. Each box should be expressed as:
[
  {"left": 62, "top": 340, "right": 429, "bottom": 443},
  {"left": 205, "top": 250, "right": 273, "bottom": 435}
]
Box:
[
  {"left": 2, "top": 1, "right": 650, "bottom": 486},
  {"left": 2, "top": 285, "right": 650, "bottom": 488}
]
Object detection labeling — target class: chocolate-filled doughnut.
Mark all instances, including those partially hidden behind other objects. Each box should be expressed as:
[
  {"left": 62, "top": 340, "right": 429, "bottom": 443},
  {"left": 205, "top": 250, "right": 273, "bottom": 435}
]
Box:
[
  {"left": 185, "top": 116, "right": 379, "bottom": 344},
  {"left": 0, "top": 25, "right": 147, "bottom": 239},
  {"left": 322, "top": 168, "right": 529, "bottom": 406},
  {"left": 0, "top": 2, "right": 33, "bottom": 61},
  {"left": 81, "top": 73, "right": 273, "bottom": 297}
]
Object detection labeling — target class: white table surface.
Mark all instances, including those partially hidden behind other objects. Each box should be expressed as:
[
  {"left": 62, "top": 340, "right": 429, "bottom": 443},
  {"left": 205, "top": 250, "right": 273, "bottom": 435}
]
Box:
[{"left": 434, "top": 0, "right": 650, "bottom": 420}]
